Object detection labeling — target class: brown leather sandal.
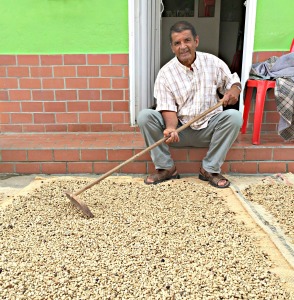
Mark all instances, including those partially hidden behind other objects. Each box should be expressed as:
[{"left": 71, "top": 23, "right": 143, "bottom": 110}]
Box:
[
  {"left": 199, "top": 167, "right": 230, "bottom": 188},
  {"left": 144, "top": 165, "right": 180, "bottom": 185}
]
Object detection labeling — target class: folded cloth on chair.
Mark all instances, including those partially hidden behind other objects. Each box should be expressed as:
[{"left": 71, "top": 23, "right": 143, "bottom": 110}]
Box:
[
  {"left": 249, "top": 53, "right": 294, "bottom": 140},
  {"left": 250, "top": 53, "right": 294, "bottom": 80},
  {"left": 275, "top": 78, "right": 294, "bottom": 140}
]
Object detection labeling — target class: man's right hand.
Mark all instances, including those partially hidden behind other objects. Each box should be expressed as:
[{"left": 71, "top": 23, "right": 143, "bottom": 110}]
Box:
[{"left": 163, "top": 128, "right": 180, "bottom": 144}]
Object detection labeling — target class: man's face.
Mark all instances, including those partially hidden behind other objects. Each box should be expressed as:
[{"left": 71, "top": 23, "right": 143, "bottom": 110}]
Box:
[{"left": 170, "top": 30, "right": 199, "bottom": 68}]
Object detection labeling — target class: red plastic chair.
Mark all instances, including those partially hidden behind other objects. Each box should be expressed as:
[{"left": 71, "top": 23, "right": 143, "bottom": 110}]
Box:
[{"left": 241, "top": 38, "right": 294, "bottom": 145}]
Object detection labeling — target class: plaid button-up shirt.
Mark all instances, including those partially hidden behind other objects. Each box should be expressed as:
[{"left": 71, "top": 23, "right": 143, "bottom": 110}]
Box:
[{"left": 154, "top": 52, "right": 241, "bottom": 130}]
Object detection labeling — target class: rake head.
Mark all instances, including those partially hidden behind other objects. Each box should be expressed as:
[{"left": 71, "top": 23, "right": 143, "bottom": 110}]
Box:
[{"left": 65, "top": 192, "right": 94, "bottom": 218}]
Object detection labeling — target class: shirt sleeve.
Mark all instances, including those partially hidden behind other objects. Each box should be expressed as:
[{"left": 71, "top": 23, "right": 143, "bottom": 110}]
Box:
[
  {"left": 154, "top": 70, "right": 178, "bottom": 112},
  {"left": 217, "top": 58, "right": 241, "bottom": 95}
]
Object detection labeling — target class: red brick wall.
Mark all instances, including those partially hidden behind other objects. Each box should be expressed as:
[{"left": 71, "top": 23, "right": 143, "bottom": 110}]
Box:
[
  {"left": 0, "top": 54, "right": 133, "bottom": 133},
  {"left": 245, "top": 50, "right": 291, "bottom": 133}
]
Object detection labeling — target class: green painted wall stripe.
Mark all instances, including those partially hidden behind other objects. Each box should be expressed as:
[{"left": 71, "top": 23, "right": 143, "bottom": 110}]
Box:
[
  {"left": 254, "top": 0, "right": 294, "bottom": 51},
  {"left": 0, "top": 0, "right": 129, "bottom": 54},
  {"left": 0, "top": 0, "right": 293, "bottom": 54}
]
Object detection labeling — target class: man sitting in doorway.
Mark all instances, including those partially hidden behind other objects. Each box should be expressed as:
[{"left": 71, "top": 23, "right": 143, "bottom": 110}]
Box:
[{"left": 137, "top": 21, "right": 242, "bottom": 188}]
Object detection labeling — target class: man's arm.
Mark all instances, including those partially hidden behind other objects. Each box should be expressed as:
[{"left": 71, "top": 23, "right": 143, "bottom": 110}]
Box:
[{"left": 161, "top": 111, "right": 180, "bottom": 144}]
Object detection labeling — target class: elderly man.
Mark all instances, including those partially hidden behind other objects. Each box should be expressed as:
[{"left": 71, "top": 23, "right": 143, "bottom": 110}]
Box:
[{"left": 137, "top": 21, "right": 242, "bottom": 188}]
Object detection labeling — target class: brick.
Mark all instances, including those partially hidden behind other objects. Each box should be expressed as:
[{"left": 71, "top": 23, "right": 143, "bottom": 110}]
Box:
[
  {"left": 68, "top": 162, "right": 93, "bottom": 173},
  {"left": 273, "top": 148, "right": 294, "bottom": 160},
  {"left": 41, "top": 162, "right": 67, "bottom": 174},
  {"left": 176, "top": 162, "right": 200, "bottom": 174},
  {"left": 101, "top": 66, "right": 123, "bottom": 77},
  {"left": 245, "top": 148, "right": 272, "bottom": 160},
  {"left": 54, "top": 149, "right": 80, "bottom": 161},
  {"left": 34, "top": 113, "right": 55, "bottom": 123},
  {"left": 169, "top": 149, "right": 188, "bottom": 161},
  {"left": 64, "top": 54, "right": 86, "bottom": 65},
  {"left": 44, "top": 102, "right": 66, "bottom": 112},
  {"left": 2, "top": 150, "right": 27, "bottom": 161},
  {"left": 66, "top": 78, "right": 87, "bottom": 89},
  {"left": 28, "top": 150, "right": 53, "bottom": 161},
  {"left": 265, "top": 111, "right": 280, "bottom": 123},
  {"left": 188, "top": 148, "right": 208, "bottom": 160},
  {"left": 41, "top": 55, "right": 63, "bottom": 65},
  {"left": 288, "top": 162, "right": 294, "bottom": 173},
  {"left": 79, "top": 113, "right": 101, "bottom": 123},
  {"left": 101, "top": 112, "right": 124, "bottom": 123},
  {"left": 0, "top": 78, "right": 18, "bottom": 89},
  {"left": 101, "top": 90, "right": 124, "bottom": 100},
  {"left": 54, "top": 66, "right": 76, "bottom": 77},
  {"left": 0, "top": 163, "right": 14, "bottom": 173},
  {"left": 56, "top": 113, "right": 78, "bottom": 123},
  {"left": 9, "top": 90, "right": 31, "bottom": 100},
  {"left": 111, "top": 54, "right": 128, "bottom": 65},
  {"left": 133, "top": 150, "right": 151, "bottom": 161},
  {"left": 113, "top": 101, "right": 128, "bottom": 111},
  {"left": 121, "top": 162, "right": 147, "bottom": 174},
  {"left": 0, "top": 67, "right": 6, "bottom": 77},
  {"left": 0, "top": 91, "right": 8, "bottom": 100},
  {"left": 7, "top": 67, "right": 30, "bottom": 77},
  {"left": 93, "top": 162, "right": 120, "bottom": 174},
  {"left": 68, "top": 124, "right": 91, "bottom": 132},
  {"left": 22, "top": 125, "right": 45, "bottom": 132},
  {"left": 45, "top": 125, "right": 67, "bottom": 132},
  {"left": 0, "top": 55, "right": 16, "bottom": 65},
  {"left": 42, "top": 78, "right": 64, "bottom": 89},
  {"left": 81, "top": 149, "right": 107, "bottom": 161},
  {"left": 258, "top": 162, "right": 286, "bottom": 173},
  {"left": 0, "top": 102, "right": 21, "bottom": 112},
  {"left": 90, "top": 101, "right": 111, "bottom": 111},
  {"left": 108, "top": 149, "right": 133, "bottom": 161},
  {"left": 124, "top": 66, "right": 129, "bottom": 78},
  {"left": 264, "top": 99, "right": 277, "bottom": 111},
  {"left": 0, "top": 124, "right": 22, "bottom": 132},
  {"left": 79, "top": 90, "right": 101, "bottom": 100},
  {"left": 32, "top": 90, "right": 55, "bottom": 101},
  {"left": 16, "top": 163, "right": 41, "bottom": 174},
  {"left": 19, "top": 78, "right": 41, "bottom": 89},
  {"left": 55, "top": 90, "right": 77, "bottom": 101},
  {"left": 11, "top": 113, "right": 33, "bottom": 123},
  {"left": 31, "top": 67, "right": 53, "bottom": 77},
  {"left": 90, "top": 124, "right": 112, "bottom": 132},
  {"left": 230, "top": 162, "right": 258, "bottom": 173},
  {"left": 88, "top": 78, "right": 111, "bottom": 89},
  {"left": 67, "top": 102, "right": 89, "bottom": 112},
  {"left": 112, "top": 124, "right": 135, "bottom": 132},
  {"left": 17, "top": 55, "right": 40, "bottom": 65},
  {"left": 21, "top": 102, "right": 43, "bottom": 112},
  {"left": 0, "top": 113, "right": 10, "bottom": 123},
  {"left": 226, "top": 148, "right": 245, "bottom": 160},
  {"left": 87, "top": 54, "right": 110, "bottom": 65},
  {"left": 77, "top": 66, "right": 99, "bottom": 77},
  {"left": 112, "top": 78, "right": 129, "bottom": 89}
]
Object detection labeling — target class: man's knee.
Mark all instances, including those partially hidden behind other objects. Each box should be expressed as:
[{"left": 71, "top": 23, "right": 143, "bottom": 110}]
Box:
[
  {"left": 137, "top": 109, "right": 159, "bottom": 127},
  {"left": 225, "top": 109, "right": 243, "bottom": 128}
]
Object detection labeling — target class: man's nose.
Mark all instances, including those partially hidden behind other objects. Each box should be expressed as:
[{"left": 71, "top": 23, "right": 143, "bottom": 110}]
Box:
[{"left": 180, "top": 42, "right": 187, "bottom": 48}]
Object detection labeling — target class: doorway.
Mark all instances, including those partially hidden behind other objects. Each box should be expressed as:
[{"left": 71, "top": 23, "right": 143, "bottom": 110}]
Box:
[{"left": 161, "top": 0, "right": 246, "bottom": 78}]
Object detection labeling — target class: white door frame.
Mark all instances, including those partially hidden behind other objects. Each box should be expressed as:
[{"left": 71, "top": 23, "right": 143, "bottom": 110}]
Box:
[{"left": 128, "top": 0, "right": 257, "bottom": 123}]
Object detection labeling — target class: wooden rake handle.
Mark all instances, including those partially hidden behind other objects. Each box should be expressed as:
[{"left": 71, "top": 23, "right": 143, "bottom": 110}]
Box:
[{"left": 74, "top": 100, "right": 224, "bottom": 196}]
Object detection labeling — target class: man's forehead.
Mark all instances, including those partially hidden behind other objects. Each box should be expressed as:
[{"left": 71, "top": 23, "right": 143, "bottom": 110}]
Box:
[{"left": 171, "top": 30, "right": 193, "bottom": 40}]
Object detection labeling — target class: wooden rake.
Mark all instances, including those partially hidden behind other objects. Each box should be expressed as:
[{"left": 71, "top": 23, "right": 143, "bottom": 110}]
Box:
[{"left": 65, "top": 100, "right": 224, "bottom": 218}]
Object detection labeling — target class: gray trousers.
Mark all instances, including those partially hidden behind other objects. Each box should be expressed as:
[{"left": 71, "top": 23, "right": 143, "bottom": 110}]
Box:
[{"left": 137, "top": 109, "right": 242, "bottom": 173}]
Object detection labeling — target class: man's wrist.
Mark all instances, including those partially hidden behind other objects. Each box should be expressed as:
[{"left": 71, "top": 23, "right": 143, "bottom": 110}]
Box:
[{"left": 232, "top": 84, "right": 242, "bottom": 92}]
